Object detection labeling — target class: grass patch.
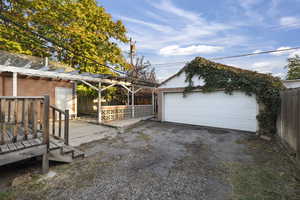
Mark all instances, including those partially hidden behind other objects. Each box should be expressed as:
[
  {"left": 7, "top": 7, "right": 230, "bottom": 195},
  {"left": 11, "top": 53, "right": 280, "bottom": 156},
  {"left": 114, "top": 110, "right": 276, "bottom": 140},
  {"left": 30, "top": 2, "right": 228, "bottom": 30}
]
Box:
[
  {"left": 0, "top": 191, "right": 15, "bottom": 200},
  {"left": 136, "top": 132, "right": 152, "bottom": 141},
  {"left": 226, "top": 162, "right": 299, "bottom": 200},
  {"left": 226, "top": 138, "right": 300, "bottom": 200}
]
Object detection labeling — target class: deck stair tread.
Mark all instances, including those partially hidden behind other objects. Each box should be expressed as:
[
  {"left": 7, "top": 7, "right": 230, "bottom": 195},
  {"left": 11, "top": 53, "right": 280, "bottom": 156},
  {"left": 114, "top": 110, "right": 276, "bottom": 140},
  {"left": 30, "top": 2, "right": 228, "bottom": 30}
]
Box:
[
  {"left": 72, "top": 149, "right": 85, "bottom": 159},
  {"left": 48, "top": 137, "right": 85, "bottom": 162},
  {"left": 61, "top": 146, "right": 74, "bottom": 155}
]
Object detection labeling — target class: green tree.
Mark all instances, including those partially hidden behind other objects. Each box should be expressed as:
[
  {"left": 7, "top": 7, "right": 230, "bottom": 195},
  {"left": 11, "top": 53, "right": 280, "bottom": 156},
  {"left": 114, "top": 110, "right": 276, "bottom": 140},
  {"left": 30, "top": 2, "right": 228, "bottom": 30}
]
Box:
[
  {"left": 0, "top": 0, "right": 129, "bottom": 74},
  {"left": 286, "top": 54, "right": 300, "bottom": 80}
]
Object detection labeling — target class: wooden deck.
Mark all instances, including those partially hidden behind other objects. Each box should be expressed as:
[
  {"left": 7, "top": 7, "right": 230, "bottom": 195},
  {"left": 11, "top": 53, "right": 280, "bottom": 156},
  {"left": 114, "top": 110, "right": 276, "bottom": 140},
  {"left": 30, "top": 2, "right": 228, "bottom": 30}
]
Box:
[{"left": 0, "top": 96, "right": 84, "bottom": 173}]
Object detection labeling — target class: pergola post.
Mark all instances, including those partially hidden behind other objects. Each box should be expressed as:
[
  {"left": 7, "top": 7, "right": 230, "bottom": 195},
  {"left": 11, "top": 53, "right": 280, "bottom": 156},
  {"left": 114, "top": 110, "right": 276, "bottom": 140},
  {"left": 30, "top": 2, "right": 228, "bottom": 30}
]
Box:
[
  {"left": 152, "top": 89, "right": 155, "bottom": 115},
  {"left": 98, "top": 82, "right": 102, "bottom": 124},
  {"left": 73, "top": 81, "right": 78, "bottom": 119},
  {"left": 12, "top": 72, "right": 18, "bottom": 96},
  {"left": 127, "top": 91, "right": 130, "bottom": 106},
  {"left": 132, "top": 85, "right": 135, "bottom": 118}
]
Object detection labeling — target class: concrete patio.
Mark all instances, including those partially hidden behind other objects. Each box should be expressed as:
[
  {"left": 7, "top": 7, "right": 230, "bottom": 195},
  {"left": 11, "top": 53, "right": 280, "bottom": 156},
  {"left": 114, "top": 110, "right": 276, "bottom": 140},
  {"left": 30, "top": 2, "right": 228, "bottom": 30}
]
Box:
[{"left": 65, "top": 116, "right": 154, "bottom": 147}]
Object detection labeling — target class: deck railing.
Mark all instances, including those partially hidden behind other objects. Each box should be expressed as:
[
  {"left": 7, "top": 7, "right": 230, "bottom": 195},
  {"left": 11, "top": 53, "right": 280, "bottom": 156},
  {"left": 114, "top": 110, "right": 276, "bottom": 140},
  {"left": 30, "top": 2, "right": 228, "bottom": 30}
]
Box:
[
  {"left": 50, "top": 105, "right": 69, "bottom": 145},
  {"left": 0, "top": 96, "right": 49, "bottom": 147}
]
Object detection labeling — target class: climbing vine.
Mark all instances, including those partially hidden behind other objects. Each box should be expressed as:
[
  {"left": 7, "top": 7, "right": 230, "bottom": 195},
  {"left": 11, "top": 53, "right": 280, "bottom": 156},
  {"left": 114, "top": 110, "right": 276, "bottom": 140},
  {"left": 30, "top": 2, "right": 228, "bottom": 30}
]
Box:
[{"left": 182, "top": 57, "right": 284, "bottom": 135}]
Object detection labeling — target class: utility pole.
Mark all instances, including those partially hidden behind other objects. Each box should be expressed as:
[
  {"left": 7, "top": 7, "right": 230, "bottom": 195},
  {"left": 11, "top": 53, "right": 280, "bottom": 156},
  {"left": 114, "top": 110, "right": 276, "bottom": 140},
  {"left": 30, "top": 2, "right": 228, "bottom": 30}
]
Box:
[{"left": 129, "top": 38, "right": 136, "bottom": 66}]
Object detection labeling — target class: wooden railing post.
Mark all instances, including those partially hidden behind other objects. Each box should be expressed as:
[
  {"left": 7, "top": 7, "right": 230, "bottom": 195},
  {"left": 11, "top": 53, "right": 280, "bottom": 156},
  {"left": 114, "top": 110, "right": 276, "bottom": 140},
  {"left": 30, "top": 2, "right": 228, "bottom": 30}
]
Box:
[
  {"left": 52, "top": 107, "right": 56, "bottom": 136},
  {"left": 0, "top": 99, "right": 5, "bottom": 145},
  {"left": 64, "top": 109, "right": 69, "bottom": 145},
  {"left": 43, "top": 96, "right": 50, "bottom": 149}
]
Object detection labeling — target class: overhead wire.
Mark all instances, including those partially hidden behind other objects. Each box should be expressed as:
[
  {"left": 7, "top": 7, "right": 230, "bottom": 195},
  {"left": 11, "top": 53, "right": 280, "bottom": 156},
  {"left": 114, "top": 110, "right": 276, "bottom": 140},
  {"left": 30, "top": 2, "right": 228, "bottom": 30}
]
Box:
[{"left": 151, "top": 46, "right": 300, "bottom": 67}]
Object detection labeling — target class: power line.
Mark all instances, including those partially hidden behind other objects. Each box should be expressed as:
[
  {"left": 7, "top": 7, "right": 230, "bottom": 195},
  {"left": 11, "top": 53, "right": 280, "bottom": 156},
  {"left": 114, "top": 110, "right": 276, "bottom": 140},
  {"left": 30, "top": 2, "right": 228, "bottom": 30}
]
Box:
[
  {"left": 151, "top": 46, "right": 300, "bottom": 66},
  {"left": 211, "top": 46, "right": 300, "bottom": 60},
  {"left": 152, "top": 61, "right": 187, "bottom": 66}
]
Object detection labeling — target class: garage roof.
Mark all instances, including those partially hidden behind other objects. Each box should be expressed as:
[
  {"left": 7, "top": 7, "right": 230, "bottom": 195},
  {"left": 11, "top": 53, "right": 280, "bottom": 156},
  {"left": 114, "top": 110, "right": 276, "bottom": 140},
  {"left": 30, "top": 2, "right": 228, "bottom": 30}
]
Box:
[{"left": 159, "top": 57, "right": 277, "bottom": 86}]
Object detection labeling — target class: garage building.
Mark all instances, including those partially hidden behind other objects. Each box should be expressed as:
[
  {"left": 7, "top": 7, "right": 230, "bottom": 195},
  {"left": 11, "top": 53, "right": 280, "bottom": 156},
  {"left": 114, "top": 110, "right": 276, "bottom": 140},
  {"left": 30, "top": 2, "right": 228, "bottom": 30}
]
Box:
[{"left": 157, "top": 58, "right": 263, "bottom": 132}]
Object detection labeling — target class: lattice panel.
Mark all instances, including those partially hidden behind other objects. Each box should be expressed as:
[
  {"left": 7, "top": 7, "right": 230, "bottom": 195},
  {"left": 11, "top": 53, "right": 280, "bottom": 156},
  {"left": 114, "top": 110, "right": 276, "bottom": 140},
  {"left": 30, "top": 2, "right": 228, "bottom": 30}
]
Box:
[{"left": 101, "top": 105, "right": 153, "bottom": 122}]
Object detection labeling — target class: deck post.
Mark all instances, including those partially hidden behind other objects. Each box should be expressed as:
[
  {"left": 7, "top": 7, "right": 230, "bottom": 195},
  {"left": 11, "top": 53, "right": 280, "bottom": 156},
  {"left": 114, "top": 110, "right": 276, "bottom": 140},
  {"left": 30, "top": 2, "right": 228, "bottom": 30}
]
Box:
[
  {"left": 98, "top": 82, "right": 102, "bottom": 124},
  {"left": 42, "top": 150, "right": 49, "bottom": 174},
  {"left": 64, "top": 109, "right": 69, "bottom": 145},
  {"left": 12, "top": 72, "right": 17, "bottom": 96},
  {"left": 42, "top": 95, "right": 49, "bottom": 174},
  {"left": 43, "top": 95, "right": 50, "bottom": 148},
  {"left": 132, "top": 86, "right": 135, "bottom": 118}
]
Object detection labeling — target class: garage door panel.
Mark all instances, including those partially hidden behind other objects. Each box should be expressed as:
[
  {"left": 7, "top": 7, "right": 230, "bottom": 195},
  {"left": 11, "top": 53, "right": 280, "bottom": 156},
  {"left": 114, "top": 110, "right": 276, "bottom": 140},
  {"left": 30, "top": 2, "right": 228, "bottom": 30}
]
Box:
[{"left": 164, "top": 91, "right": 257, "bottom": 132}]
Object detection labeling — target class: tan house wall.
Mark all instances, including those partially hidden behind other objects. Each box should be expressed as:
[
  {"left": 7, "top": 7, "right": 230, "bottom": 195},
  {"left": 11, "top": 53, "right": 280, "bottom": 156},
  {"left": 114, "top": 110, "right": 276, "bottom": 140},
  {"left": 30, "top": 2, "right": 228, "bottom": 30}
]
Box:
[{"left": 0, "top": 73, "right": 76, "bottom": 114}]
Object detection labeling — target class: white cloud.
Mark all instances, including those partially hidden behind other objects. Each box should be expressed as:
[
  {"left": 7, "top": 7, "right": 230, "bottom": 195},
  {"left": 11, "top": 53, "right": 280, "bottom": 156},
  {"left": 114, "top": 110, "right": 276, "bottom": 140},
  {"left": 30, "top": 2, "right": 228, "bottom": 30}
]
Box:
[
  {"left": 269, "top": 47, "right": 300, "bottom": 57},
  {"left": 237, "top": 0, "right": 265, "bottom": 23},
  {"left": 252, "top": 61, "right": 273, "bottom": 73},
  {"left": 270, "top": 46, "right": 291, "bottom": 56},
  {"left": 120, "top": 0, "right": 234, "bottom": 54},
  {"left": 159, "top": 45, "right": 224, "bottom": 56},
  {"left": 253, "top": 50, "right": 263, "bottom": 53},
  {"left": 273, "top": 72, "right": 285, "bottom": 78},
  {"left": 279, "top": 16, "right": 300, "bottom": 27},
  {"left": 120, "top": 16, "right": 174, "bottom": 33},
  {"left": 249, "top": 58, "right": 287, "bottom": 74},
  {"left": 150, "top": 0, "right": 200, "bottom": 22},
  {"left": 289, "top": 49, "right": 300, "bottom": 58}
]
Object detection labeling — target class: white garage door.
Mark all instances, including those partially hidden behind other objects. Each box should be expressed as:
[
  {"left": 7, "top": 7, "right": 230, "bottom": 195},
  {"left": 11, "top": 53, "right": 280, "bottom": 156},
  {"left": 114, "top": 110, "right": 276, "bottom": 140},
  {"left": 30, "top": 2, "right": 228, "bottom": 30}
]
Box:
[{"left": 163, "top": 91, "right": 258, "bottom": 132}]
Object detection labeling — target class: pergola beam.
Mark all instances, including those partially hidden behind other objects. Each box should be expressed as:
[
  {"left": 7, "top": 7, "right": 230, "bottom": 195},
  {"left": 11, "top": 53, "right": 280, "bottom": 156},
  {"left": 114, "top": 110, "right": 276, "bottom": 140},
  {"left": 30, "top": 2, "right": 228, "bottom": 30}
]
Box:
[
  {"left": 134, "top": 88, "right": 143, "bottom": 94},
  {"left": 80, "top": 80, "right": 99, "bottom": 91},
  {"left": 120, "top": 84, "right": 133, "bottom": 93},
  {"left": 101, "top": 83, "right": 117, "bottom": 92}
]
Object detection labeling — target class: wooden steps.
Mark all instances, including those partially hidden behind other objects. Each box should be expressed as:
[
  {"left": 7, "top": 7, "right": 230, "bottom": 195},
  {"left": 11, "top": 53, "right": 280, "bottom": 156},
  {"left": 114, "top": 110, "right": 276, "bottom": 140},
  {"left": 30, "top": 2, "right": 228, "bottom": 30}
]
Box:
[{"left": 48, "top": 137, "right": 84, "bottom": 163}]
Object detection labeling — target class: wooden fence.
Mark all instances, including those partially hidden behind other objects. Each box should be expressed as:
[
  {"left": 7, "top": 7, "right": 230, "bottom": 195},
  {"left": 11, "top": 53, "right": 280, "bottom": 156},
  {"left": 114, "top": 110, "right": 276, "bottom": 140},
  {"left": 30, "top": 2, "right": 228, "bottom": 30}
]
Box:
[{"left": 277, "top": 88, "right": 300, "bottom": 161}]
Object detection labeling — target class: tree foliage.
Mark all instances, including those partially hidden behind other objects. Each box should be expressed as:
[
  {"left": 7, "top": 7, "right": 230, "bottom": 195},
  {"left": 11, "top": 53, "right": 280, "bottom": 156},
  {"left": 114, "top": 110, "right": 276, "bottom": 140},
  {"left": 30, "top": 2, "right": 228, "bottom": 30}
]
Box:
[
  {"left": 128, "top": 56, "right": 157, "bottom": 83},
  {"left": 285, "top": 54, "right": 300, "bottom": 80},
  {"left": 0, "top": 0, "right": 129, "bottom": 74},
  {"left": 183, "top": 57, "right": 284, "bottom": 135}
]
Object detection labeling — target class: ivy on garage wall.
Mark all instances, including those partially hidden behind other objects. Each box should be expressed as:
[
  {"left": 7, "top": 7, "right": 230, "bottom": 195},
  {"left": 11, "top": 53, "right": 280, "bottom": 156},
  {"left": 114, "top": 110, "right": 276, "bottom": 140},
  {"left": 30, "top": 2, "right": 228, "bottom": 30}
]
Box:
[{"left": 181, "top": 57, "right": 284, "bottom": 135}]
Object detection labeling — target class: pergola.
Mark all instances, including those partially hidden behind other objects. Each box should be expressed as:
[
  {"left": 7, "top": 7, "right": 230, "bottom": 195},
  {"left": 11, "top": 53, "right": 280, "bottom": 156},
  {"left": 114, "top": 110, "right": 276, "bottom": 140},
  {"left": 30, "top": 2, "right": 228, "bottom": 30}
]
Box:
[{"left": 0, "top": 64, "right": 157, "bottom": 123}]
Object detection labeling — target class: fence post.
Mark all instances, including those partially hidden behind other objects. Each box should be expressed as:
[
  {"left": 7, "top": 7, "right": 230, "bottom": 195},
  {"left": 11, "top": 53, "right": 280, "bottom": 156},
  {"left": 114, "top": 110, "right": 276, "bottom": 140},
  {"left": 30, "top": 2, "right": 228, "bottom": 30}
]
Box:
[
  {"left": 64, "top": 109, "right": 69, "bottom": 145},
  {"left": 43, "top": 95, "right": 50, "bottom": 149}
]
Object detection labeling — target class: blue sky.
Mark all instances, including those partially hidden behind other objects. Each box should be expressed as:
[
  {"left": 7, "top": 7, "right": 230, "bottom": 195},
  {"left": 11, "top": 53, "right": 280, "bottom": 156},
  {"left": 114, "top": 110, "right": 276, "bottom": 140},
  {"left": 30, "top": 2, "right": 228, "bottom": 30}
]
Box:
[{"left": 98, "top": 0, "right": 300, "bottom": 80}]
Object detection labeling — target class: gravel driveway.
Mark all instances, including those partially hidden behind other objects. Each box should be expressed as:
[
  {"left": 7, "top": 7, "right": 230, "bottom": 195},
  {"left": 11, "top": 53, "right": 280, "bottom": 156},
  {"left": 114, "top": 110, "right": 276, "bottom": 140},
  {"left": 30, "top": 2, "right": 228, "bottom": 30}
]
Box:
[
  {"left": 50, "top": 121, "right": 253, "bottom": 200},
  {"left": 2, "top": 120, "right": 299, "bottom": 200}
]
